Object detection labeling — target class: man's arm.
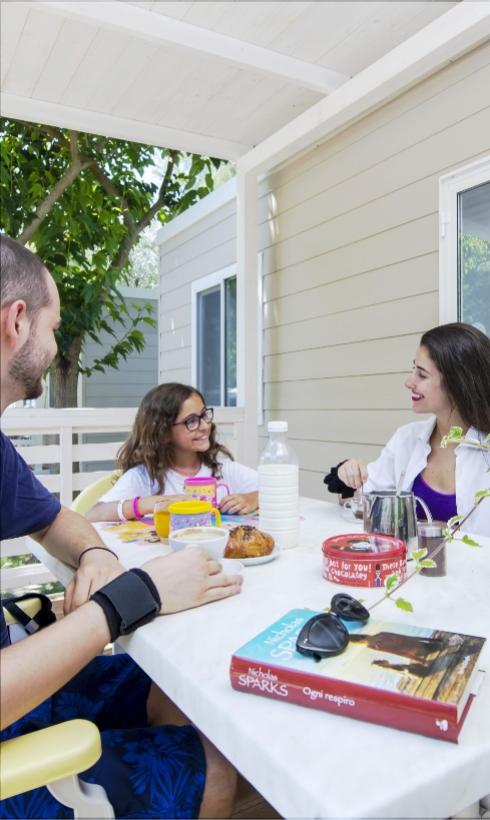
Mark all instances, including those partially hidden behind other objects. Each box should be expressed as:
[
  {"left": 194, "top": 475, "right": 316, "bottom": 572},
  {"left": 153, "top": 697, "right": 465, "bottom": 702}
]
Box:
[
  {"left": 32, "top": 505, "right": 126, "bottom": 612},
  {"left": 1, "top": 602, "right": 112, "bottom": 729},
  {"left": 33, "top": 505, "right": 110, "bottom": 566},
  {"left": 1, "top": 549, "right": 242, "bottom": 729}
]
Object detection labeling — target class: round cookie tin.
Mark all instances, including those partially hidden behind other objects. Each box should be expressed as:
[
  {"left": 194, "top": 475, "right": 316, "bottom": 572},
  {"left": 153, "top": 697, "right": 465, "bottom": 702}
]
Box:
[{"left": 322, "top": 532, "right": 407, "bottom": 587}]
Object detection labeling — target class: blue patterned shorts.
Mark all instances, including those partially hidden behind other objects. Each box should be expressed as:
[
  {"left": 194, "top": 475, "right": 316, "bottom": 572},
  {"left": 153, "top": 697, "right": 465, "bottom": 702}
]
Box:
[{"left": 0, "top": 654, "right": 206, "bottom": 818}]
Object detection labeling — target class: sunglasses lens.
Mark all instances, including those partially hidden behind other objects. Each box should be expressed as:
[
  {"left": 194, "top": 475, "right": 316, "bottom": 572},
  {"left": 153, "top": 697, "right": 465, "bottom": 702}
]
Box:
[
  {"left": 331, "top": 593, "right": 370, "bottom": 624},
  {"left": 296, "top": 613, "right": 349, "bottom": 660}
]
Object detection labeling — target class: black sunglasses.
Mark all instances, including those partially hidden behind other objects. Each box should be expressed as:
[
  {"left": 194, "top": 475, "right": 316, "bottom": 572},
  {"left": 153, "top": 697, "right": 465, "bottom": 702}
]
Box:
[
  {"left": 296, "top": 594, "right": 370, "bottom": 662},
  {"left": 173, "top": 407, "right": 214, "bottom": 432}
]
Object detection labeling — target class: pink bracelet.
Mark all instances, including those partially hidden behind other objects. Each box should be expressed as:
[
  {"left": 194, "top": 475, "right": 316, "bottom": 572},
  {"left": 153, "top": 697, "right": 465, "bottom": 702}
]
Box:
[{"left": 132, "top": 496, "right": 144, "bottom": 519}]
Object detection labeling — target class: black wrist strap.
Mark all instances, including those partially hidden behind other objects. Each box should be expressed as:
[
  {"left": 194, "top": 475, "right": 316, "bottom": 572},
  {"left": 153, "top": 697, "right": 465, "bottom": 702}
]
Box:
[
  {"left": 91, "top": 569, "right": 161, "bottom": 642},
  {"left": 323, "top": 460, "right": 354, "bottom": 499}
]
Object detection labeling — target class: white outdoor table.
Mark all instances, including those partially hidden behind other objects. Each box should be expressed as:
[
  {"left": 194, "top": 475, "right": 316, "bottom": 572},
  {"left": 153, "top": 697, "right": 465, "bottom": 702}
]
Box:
[{"left": 31, "top": 498, "right": 490, "bottom": 819}]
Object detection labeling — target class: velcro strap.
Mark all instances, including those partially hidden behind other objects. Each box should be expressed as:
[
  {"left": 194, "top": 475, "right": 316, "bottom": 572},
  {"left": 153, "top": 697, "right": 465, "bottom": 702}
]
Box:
[{"left": 91, "top": 569, "right": 161, "bottom": 641}]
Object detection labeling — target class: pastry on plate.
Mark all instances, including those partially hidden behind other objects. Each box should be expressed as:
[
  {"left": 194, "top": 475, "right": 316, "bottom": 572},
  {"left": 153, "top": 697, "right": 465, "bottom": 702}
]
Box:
[{"left": 224, "top": 525, "right": 274, "bottom": 559}]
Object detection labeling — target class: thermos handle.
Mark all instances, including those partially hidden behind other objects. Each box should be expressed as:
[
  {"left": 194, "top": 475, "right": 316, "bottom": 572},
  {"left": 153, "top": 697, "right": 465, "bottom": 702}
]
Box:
[
  {"left": 212, "top": 507, "right": 222, "bottom": 527},
  {"left": 413, "top": 495, "right": 433, "bottom": 523}
]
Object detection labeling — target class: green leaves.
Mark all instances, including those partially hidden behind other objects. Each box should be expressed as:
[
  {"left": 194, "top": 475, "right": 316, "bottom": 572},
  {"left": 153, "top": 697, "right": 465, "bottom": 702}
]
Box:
[
  {"left": 410, "top": 548, "right": 427, "bottom": 562},
  {"left": 385, "top": 574, "right": 399, "bottom": 593},
  {"left": 395, "top": 598, "right": 414, "bottom": 613},
  {"left": 0, "top": 118, "right": 228, "bottom": 404},
  {"left": 382, "top": 573, "right": 414, "bottom": 614},
  {"left": 440, "top": 426, "right": 464, "bottom": 448},
  {"left": 460, "top": 535, "right": 482, "bottom": 548},
  {"left": 475, "top": 488, "right": 490, "bottom": 500},
  {"left": 446, "top": 514, "right": 463, "bottom": 532}
]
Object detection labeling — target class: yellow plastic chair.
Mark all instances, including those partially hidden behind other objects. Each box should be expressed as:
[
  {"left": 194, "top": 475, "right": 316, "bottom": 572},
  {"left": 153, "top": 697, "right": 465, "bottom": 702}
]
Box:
[
  {"left": 0, "top": 720, "right": 114, "bottom": 818},
  {"left": 1, "top": 602, "right": 115, "bottom": 817},
  {"left": 3, "top": 597, "right": 44, "bottom": 625},
  {"left": 71, "top": 471, "right": 122, "bottom": 516}
]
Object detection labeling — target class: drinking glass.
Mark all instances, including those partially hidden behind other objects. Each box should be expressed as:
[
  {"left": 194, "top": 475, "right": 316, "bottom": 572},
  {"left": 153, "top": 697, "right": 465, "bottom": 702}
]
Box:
[{"left": 154, "top": 501, "right": 170, "bottom": 539}]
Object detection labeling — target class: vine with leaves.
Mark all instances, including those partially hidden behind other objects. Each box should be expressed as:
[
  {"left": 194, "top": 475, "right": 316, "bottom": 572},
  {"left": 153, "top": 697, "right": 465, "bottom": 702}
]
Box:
[{"left": 367, "top": 426, "right": 489, "bottom": 614}]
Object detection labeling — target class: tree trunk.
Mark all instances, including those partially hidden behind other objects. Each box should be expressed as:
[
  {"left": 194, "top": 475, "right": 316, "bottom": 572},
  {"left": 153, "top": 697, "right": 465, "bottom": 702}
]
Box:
[{"left": 49, "top": 337, "right": 82, "bottom": 408}]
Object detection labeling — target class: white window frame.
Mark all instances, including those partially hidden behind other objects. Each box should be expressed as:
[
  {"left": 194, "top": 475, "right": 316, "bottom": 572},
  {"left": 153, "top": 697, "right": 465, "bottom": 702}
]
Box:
[
  {"left": 191, "top": 264, "right": 236, "bottom": 407},
  {"left": 439, "top": 155, "right": 490, "bottom": 323}
]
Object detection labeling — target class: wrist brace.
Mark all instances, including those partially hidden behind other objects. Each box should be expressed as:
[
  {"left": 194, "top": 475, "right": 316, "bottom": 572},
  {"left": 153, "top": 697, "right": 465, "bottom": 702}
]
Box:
[{"left": 91, "top": 568, "right": 161, "bottom": 642}]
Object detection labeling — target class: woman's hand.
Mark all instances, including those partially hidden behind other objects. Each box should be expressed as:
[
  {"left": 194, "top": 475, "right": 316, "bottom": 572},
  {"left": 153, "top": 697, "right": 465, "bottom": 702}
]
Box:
[
  {"left": 219, "top": 491, "right": 258, "bottom": 515},
  {"left": 337, "top": 459, "right": 368, "bottom": 490}
]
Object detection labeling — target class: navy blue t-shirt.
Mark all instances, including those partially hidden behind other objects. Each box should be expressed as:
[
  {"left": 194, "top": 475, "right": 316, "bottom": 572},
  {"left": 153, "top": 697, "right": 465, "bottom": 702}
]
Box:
[{"left": 1, "top": 431, "right": 61, "bottom": 647}]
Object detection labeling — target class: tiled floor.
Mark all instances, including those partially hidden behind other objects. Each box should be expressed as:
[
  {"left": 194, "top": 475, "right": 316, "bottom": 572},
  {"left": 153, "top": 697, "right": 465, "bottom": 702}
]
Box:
[{"left": 52, "top": 597, "right": 281, "bottom": 818}]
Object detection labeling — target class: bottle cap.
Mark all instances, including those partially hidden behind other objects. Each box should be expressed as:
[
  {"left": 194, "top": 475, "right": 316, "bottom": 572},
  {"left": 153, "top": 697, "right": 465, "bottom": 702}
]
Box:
[
  {"left": 417, "top": 520, "right": 445, "bottom": 537},
  {"left": 267, "top": 420, "right": 288, "bottom": 433}
]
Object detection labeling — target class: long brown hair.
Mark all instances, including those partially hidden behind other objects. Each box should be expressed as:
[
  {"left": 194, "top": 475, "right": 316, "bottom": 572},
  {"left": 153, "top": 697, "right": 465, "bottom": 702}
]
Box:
[
  {"left": 117, "top": 383, "right": 233, "bottom": 492},
  {"left": 420, "top": 323, "right": 490, "bottom": 434}
]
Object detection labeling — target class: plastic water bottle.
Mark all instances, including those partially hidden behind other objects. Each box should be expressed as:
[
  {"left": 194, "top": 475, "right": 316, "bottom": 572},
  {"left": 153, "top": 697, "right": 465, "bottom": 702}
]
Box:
[{"left": 258, "top": 420, "right": 299, "bottom": 550}]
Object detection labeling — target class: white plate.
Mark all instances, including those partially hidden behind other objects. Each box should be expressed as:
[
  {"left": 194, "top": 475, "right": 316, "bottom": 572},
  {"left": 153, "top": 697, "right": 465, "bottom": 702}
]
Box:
[{"left": 239, "top": 546, "right": 279, "bottom": 566}]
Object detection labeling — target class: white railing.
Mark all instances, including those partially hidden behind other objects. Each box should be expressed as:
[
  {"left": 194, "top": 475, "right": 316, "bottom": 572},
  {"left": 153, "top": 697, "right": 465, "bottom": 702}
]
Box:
[{"left": 1, "top": 406, "right": 245, "bottom": 591}]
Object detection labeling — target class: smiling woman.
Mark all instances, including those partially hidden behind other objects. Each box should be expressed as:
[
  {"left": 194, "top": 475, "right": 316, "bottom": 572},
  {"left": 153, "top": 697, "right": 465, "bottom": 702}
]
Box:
[
  {"left": 86, "top": 382, "right": 259, "bottom": 522},
  {"left": 324, "top": 323, "right": 490, "bottom": 536}
]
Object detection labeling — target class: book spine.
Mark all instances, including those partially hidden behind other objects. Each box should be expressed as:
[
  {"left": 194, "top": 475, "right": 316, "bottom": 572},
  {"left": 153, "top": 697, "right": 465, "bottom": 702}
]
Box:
[{"left": 230, "top": 657, "right": 462, "bottom": 742}]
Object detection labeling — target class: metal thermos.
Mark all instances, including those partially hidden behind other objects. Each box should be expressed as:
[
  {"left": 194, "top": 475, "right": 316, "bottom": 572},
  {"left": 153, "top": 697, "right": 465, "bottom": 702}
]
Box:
[{"left": 362, "top": 490, "right": 432, "bottom": 552}]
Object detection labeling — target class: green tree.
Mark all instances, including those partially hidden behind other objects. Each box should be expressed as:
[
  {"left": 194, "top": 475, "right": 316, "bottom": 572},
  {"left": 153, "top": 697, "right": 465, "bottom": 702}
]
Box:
[
  {"left": 461, "top": 233, "right": 490, "bottom": 331},
  {"left": 0, "top": 118, "right": 225, "bottom": 406}
]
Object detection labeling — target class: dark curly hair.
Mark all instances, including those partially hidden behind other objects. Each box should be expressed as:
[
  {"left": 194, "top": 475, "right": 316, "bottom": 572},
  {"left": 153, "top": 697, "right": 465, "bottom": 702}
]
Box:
[
  {"left": 117, "top": 383, "right": 233, "bottom": 492},
  {"left": 420, "top": 323, "right": 490, "bottom": 434}
]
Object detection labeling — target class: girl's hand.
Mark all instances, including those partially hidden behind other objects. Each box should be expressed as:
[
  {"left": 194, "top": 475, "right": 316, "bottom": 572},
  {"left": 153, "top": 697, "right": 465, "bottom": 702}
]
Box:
[
  {"left": 219, "top": 491, "right": 258, "bottom": 516},
  {"left": 337, "top": 459, "right": 368, "bottom": 490}
]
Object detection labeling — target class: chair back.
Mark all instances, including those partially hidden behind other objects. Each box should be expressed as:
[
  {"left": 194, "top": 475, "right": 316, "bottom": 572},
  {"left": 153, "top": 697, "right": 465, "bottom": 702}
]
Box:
[{"left": 71, "top": 471, "right": 122, "bottom": 515}]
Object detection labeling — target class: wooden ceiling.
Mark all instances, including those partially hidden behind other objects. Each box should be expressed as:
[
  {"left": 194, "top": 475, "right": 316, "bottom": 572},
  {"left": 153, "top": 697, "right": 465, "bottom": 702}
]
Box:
[{"left": 1, "top": 1, "right": 458, "bottom": 158}]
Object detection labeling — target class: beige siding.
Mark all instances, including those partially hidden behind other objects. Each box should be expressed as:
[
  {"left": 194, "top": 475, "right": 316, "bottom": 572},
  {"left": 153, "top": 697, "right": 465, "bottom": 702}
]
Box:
[
  {"left": 159, "top": 199, "right": 236, "bottom": 383},
  {"left": 262, "top": 41, "right": 490, "bottom": 498},
  {"left": 158, "top": 41, "right": 490, "bottom": 499}
]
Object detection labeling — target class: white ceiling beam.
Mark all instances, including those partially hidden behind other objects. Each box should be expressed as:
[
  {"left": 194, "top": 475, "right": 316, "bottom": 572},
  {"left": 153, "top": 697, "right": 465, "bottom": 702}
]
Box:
[
  {"left": 238, "top": 2, "right": 490, "bottom": 176},
  {"left": 38, "top": 1, "right": 348, "bottom": 95},
  {"left": 0, "top": 93, "right": 250, "bottom": 160}
]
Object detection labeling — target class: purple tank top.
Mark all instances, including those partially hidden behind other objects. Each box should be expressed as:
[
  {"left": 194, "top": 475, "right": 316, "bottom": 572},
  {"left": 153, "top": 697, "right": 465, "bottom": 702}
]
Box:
[{"left": 412, "top": 472, "right": 457, "bottom": 522}]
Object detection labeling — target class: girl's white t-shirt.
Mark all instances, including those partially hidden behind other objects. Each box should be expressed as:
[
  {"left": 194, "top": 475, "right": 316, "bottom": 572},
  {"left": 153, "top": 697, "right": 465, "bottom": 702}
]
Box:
[{"left": 100, "top": 457, "right": 258, "bottom": 503}]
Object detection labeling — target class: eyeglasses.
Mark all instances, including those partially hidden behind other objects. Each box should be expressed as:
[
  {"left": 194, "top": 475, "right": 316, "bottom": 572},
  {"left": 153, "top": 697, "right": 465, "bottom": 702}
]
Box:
[
  {"left": 296, "top": 594, "right": 370, "bottom": 662},
  {"left": 173, "top": 407, "right": 214, "bottom": 433}
]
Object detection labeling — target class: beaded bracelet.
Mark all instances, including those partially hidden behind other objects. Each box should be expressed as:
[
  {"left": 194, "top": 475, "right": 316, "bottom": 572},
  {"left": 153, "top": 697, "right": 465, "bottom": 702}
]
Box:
[{"left": 132, "top": 496, "right": 144, "bottom": 519}]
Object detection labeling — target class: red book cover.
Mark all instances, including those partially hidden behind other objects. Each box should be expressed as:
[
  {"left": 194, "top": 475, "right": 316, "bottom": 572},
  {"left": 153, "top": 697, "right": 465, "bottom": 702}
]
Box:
[{"left": 230, "top": 609, "right": 485, "bottom": 742}]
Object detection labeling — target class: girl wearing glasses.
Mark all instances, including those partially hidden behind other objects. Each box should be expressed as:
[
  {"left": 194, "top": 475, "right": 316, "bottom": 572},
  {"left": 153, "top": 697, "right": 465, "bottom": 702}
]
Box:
[
  {"left": 86, "top": 383, "right": 258, "bottom": 522},
  {"left": 324, "top": 323, "right": 490, "bottom": 536}
]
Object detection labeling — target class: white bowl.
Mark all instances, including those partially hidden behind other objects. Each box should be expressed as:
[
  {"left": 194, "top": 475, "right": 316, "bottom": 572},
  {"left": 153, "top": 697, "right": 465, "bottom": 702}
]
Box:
[{"left": 168, "top": 526, "right": 229, "bottom": 560}]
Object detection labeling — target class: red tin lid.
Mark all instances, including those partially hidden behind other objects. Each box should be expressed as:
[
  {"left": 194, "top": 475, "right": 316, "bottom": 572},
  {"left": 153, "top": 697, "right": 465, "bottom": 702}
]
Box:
[{"left": 322, "top": 532, "right": 406, "bottom": 560}]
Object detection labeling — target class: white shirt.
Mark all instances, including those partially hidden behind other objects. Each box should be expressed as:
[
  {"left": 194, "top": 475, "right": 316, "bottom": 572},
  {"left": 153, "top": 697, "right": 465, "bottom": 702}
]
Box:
[
  {"left": 364, "top": 417, "right": 490, "bottom": 536},
  {"left": 100, "top": 456, "right": 258, "bottom": 503}
]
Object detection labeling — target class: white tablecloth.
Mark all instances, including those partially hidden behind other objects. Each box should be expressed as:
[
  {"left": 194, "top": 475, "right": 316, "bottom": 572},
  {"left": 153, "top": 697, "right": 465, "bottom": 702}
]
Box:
[{"left": 31, "top": 498, "right": 490, "bottom": 819}]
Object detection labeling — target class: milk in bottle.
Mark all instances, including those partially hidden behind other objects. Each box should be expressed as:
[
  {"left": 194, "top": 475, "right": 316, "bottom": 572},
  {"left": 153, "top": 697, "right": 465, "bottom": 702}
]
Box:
[{"left": 258, "top": 420, "right": 299, "bottom": 549}]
